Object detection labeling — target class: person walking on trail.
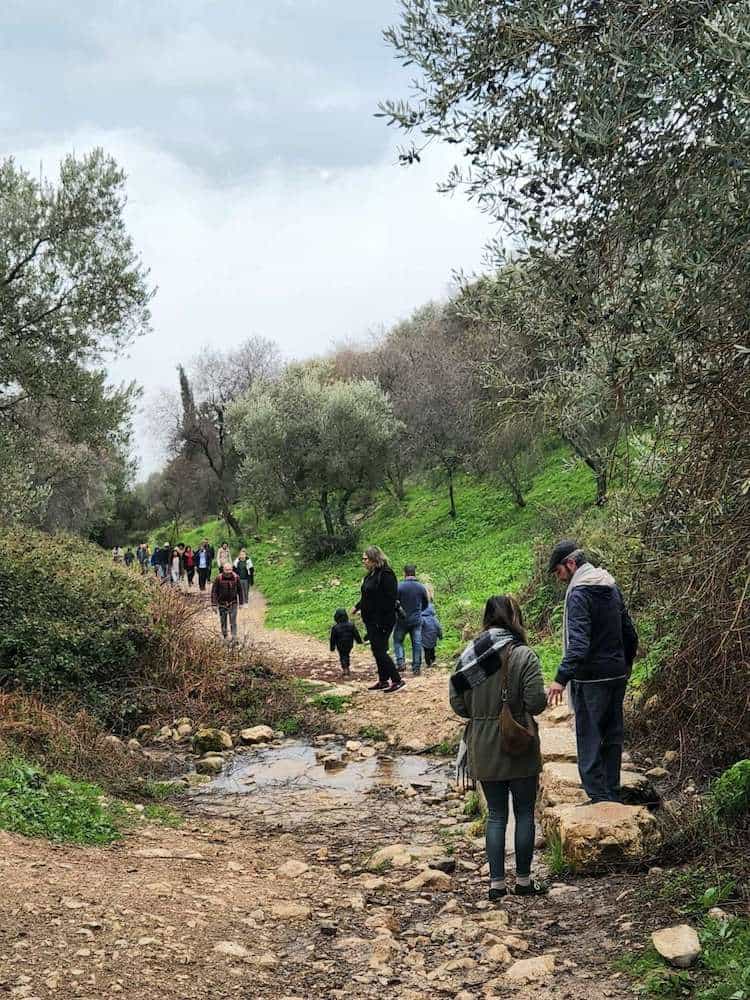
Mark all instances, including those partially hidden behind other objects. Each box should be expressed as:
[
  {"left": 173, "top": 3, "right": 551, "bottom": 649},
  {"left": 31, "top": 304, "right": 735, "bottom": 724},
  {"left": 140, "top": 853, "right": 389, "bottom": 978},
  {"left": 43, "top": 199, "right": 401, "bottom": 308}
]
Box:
[
  {"left": 394, "top": 565, "right": 429, "bottom": 676},
  {"left": 233, "top": 548, "right": 253, "bottom": 605},
  {"left": 136, "top": 543, "right": 148, "bottom": 575},
  {"left": 196, "top": 539, "right": 214, "bottom": 592},
  {"left": 421, "top": 595, "right": 443, "bottom": 666},
  {"left": 123, "top": 547, "right": 135, "bottom": 568},
  {"left": 211, "top": 562, "right": 244, "bottom": 640},
  {"left": 351, "top": 546, "right": 405, "bottom": 693},
  {"left": 183, "top": 546, "right": 196, "bottom": 587},
  {"left": 546, "top": 540, "right": 639, "bottom": 805},
  {"left": 450, "top": 595, "right": 549, "bottom": 900},
  {"left": 169, "top": 546, "right": 183, "bottom": 586},
  {"left": 330, "top": 608, "right": 362, "bottom": 677},
  {"left": 217, "top": 541, "right": 232, "bottom": 573}
]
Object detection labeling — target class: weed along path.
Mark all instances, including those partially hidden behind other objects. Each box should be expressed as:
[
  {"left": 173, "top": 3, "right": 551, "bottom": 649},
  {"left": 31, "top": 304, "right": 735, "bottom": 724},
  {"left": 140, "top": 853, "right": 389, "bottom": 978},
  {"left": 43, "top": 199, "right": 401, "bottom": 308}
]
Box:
[{"left": 0, "top": 589, "right": 664, "bottom": 999}]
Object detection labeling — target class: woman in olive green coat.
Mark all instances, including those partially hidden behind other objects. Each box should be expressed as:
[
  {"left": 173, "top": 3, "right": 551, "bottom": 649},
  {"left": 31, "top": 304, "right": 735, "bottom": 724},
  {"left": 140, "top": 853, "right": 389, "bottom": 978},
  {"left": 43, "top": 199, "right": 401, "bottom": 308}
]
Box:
[{"left": 449, "top": 595, "right": 548, "bottom": 899}]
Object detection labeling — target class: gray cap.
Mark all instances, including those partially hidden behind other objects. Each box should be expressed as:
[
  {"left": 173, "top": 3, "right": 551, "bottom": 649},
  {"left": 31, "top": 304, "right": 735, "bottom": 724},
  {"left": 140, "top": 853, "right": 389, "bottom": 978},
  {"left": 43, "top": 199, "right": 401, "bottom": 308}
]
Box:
[{"left": 548, "top": 539, "right": 579, "bottom": 573}]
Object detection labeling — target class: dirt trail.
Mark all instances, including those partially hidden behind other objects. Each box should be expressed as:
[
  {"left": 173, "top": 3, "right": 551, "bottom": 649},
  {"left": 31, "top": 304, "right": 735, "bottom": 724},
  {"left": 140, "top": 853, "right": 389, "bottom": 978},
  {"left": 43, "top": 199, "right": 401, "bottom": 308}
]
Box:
[{"left": 0, "top": 588, "right": 649, "bottom": 999}]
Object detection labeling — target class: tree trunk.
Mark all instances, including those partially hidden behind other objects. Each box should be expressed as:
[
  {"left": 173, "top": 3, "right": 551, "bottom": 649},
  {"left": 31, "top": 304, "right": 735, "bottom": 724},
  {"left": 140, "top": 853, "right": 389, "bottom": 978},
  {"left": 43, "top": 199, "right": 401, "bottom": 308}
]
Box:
[
  {"left": 319, "top": 491, "right": 335, "bottom": 535},
  {"left": 386, "top": 463, "right": 406, "bottom": 501},
  {"left": 337, "top": 489, "right": 354, "bottom": 530},
  {"left": 221, "top": 500, "right": 242, "bottom": 536},
  {"left": 447, "top": 468, "right": 457, "bottom": 519},
  {"left": 562, "top": 433, "right": 608, "bottom": 507}
]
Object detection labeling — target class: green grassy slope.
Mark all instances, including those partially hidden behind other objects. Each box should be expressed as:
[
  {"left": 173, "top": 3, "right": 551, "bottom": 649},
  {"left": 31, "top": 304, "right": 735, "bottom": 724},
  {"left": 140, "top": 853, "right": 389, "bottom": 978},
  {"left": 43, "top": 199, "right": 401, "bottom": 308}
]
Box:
[{"left": 165, "top": 448, "right": 598, "bottom": 679}]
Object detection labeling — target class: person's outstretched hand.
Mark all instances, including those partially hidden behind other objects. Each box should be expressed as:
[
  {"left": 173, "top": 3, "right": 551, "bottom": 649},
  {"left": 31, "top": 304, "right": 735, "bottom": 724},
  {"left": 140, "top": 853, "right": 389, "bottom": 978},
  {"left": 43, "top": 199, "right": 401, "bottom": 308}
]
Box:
[
  {"left": 350, "top": 607, "right": 359, "bottom": 618},
  {"left": 546, "top": 681, "right": 565, "bottom": 706}
]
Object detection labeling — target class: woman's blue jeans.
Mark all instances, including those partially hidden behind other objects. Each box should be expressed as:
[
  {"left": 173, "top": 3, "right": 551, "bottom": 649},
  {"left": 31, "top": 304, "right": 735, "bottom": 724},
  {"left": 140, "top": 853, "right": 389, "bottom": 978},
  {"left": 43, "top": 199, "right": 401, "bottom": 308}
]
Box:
[{"left": 480, "top": 775, "right": 538, "bottom": 880}]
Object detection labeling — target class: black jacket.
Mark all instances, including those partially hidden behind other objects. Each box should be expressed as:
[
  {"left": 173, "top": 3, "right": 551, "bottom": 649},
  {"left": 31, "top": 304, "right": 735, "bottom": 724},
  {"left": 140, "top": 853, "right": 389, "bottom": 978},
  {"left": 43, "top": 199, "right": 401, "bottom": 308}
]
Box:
[
  {"left": 330, "top": 621, "right": 363, "bottom": 653},
  {"left": 556, "top": 585, "right": 638, "bottom": 685},
  {"left": 355, "top": 566, "right": 398, "bottom": 631}
]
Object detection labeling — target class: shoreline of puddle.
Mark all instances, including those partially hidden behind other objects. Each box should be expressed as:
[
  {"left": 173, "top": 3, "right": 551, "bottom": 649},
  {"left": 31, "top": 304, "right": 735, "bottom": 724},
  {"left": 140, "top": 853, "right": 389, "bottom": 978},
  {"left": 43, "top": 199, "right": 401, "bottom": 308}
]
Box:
[{"left": 190, "top": 739, "right": 453, "bottom": 798}]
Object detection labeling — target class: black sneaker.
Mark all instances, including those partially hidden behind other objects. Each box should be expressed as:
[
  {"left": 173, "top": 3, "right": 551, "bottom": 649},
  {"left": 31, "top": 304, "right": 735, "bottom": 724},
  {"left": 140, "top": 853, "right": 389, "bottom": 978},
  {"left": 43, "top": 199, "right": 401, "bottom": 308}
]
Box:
[
  {"left": 488, "top": 887, "right": 507, "bottom": 901},
  {"left": 383, "top": 681, "right": 406, "bottom": 693},
  {"left": 514, "top": 879, "right": 549, "bottom": 896},
  {"left": 368, "top": 681, "right": 388, "bottom": 691}
]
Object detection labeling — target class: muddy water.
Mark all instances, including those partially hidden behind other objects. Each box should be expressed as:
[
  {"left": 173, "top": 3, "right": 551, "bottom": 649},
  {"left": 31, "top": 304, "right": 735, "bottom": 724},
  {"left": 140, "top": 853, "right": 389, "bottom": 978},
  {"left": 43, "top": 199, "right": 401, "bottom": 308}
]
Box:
[{"left": 201, "top": 741, "right": 453, "bottom": 797}]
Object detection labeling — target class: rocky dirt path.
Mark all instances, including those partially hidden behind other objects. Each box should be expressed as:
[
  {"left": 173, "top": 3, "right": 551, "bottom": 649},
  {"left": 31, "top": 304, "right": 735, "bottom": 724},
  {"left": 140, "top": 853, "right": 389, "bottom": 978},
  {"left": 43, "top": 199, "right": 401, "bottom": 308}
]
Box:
[{"left": 0, "top": 588, "right": 655, "bottom": 999}]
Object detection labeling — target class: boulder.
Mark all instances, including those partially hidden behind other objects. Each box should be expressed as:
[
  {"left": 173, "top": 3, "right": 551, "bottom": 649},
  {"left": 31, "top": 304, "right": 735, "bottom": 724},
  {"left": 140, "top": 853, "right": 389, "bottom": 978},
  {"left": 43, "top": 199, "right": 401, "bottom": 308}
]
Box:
[
  {"left": 193, "top": 728, "right": 232, "bottom": 754},
  {"left": 541, "top": 802, "right": 661, "bottom": 870},
  {"left": 175, "top": 723, "right": 193, "bottom": 740},
  {"left": 127, "top": 739, "right": 141, "bottom": 752},
  {"left": 135, "top": 725, "right": 152, "bottom": 741},
  {"left": 103, "top": 734, "right": 122, "bottom": 747},
  {"left": 651, "top": 925, "right": 702, "bottom": 968},
  {"left": 174, "top": 716, "right": 193, "bottom": 728},
  {"left": 195, "top": 754, "right": 224, "bottom": 775},
  {"left": 239, "top": 725, "right": 274, "bottom": 745}
]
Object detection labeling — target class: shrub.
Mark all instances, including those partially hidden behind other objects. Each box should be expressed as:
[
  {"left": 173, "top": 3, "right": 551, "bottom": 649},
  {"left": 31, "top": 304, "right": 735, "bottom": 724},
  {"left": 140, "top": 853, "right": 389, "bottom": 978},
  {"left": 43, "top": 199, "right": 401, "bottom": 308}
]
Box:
[
  {"left": 710, "top": 761, "right": 750, "bottom": 823},
  {"left": 0, "top": 755, "right": 123, "bottom": 844},
  {"left": 296, "top": 521, "right": 360, "bottom": 564}
]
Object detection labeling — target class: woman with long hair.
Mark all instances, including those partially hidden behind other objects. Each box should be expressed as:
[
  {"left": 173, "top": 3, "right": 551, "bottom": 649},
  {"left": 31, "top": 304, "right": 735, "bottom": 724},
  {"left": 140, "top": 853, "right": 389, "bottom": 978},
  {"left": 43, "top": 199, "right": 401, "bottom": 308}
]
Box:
[
  {"left": 351, "top": 546, "right": 404, "bottom": 692},
  {"left": 450, "top": 595, "right": 548, "bottom": 899}
]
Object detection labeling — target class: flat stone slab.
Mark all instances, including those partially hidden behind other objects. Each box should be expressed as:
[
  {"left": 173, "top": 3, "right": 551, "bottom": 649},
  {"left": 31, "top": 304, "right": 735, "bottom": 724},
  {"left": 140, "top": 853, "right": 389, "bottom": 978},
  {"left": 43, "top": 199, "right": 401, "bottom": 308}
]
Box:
[
  {"left": 539, "top": 761, "right": 653, "bottom": 809},
  {"left": 540, "top": 725, "right": 578, "bottom": 763}
]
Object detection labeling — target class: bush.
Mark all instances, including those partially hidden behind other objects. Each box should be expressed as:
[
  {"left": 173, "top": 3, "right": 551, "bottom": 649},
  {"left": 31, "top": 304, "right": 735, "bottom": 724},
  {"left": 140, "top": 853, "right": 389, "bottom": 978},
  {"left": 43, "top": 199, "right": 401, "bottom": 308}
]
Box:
[
  {"left": 710, "top": 761, "right": 750, "bottom": 823},
  {"left": 296, "top": 521, "right": 360, "bottom": 564},
  {"left": 0, "top": 529, "right": 153, "bottom": 713},
  {"left": 0, "top": 755, "right": 123, "bottom": 844}
]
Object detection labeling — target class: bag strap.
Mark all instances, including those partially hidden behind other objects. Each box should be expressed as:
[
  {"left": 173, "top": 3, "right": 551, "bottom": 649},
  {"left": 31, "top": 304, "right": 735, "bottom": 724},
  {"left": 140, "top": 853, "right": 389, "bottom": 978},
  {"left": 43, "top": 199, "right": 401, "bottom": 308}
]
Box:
[{"left": 499, "top": 645, "right": 512, "bottom": 706}]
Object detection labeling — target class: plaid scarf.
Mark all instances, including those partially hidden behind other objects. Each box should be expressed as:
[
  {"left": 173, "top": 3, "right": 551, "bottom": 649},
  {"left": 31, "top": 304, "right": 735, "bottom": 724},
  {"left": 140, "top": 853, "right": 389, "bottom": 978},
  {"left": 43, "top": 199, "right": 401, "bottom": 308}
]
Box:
[{"left": 451, "top": 627, "right": 516, "bottom": 693}]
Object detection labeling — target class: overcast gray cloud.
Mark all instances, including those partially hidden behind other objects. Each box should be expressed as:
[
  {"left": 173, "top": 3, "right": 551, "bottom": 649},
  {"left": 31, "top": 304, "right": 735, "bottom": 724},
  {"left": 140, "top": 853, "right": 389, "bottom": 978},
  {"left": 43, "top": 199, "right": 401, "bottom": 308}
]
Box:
[{"left": 6, "top": 1, "right": 494, "bottom": 475}]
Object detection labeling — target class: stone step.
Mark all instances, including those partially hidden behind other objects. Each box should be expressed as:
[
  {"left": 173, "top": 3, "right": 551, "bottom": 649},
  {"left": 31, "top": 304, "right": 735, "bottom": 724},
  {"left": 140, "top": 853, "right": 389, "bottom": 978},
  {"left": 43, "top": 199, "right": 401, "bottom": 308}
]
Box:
[
  {"left": 539, "top": 725, "right": 578, "bottom": 763},
  {"left": 538, "top": 761, "right": 654, "bottom": 810},
  {"left": 540, "top": 802, "right": 661, "bottom": 871}
]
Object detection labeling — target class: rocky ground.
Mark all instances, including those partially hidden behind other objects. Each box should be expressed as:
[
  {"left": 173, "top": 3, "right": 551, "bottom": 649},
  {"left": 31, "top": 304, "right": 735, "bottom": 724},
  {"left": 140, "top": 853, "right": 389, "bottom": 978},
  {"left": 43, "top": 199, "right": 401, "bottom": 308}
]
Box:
[{"left": 0, "top": 589, "right": 667, "bottom": 999}]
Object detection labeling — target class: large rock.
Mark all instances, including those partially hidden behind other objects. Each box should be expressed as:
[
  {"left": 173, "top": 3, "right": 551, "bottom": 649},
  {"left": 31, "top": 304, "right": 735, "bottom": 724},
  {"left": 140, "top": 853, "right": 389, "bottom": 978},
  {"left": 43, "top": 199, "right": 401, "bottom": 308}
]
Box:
[
  {"left": 402, "top": 868, "right": 452, "bottom": 891},
  {"left": 541, "top": 802, "right": 661, "bottom": 870},
  {"left": 240, "top": 725, "right": 274, "bottom": 745},
  {"left": 651, "top": 925, "right": 702, "bottom": 969},
  {"left": 193, "top": 728, "right": 232, "bottom": 754},
  {"left": 538, "top": 762, "right": 654, "bottom": 810}
]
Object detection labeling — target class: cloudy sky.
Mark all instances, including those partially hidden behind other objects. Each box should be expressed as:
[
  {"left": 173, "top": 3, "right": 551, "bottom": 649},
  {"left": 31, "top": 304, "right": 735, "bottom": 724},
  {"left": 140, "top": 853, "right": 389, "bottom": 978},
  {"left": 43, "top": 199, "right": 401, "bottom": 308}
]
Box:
[{"left": 5, "top": 0, "right": 493, "bottom": 475}]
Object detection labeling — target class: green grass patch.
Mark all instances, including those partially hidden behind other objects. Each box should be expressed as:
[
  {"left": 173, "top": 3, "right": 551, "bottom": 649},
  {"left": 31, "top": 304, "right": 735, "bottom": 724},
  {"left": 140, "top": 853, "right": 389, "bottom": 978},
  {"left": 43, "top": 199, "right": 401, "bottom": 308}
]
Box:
[
  {"left": 544, "top": 832, "right": 573, "bottom": 877},
  {"left": 0, "top": 756, "right": 123, "bottom": 845},
  {"left": 433, "top": 733, "right": 461, "bottom": 757},
  {"left": 142, "top": 803, "right": 182, "bottom": 828},
  {"left": 659, "top": 867, "right": 737, "bottom": 917},
  {"left": 463, "top": 790, "right": 483, "bottom": 818},
  {"left": 359, "top": 725, "right": 387, "bottom": 741},
  {"left": 276, "top": 716, "right": 302, "bottom": 736},
  {"left": 310, "top": 693, "right": 351, "bottom": 713}
]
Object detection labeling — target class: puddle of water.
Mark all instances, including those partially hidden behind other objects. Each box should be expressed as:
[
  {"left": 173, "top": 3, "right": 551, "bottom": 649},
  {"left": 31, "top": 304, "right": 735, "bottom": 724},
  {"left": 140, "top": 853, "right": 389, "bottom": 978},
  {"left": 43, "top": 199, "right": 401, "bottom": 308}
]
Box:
[{"left": 199, "top": 741, "right": 451, "bottom": 796}]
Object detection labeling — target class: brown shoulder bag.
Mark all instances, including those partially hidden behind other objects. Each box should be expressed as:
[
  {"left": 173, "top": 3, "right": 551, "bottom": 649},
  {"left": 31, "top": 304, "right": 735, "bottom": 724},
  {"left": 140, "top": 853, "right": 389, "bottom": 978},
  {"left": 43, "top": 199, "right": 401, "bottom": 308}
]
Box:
[{"left": 499, "top": 645, "right": 535, "bottom": 755}]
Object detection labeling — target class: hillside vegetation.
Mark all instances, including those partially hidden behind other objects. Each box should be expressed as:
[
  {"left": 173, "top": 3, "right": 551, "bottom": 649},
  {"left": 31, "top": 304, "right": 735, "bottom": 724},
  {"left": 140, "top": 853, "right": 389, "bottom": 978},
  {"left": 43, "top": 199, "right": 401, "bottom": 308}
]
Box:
[{"left": 163, "top": 447, "right": 636, "bottom": 680}]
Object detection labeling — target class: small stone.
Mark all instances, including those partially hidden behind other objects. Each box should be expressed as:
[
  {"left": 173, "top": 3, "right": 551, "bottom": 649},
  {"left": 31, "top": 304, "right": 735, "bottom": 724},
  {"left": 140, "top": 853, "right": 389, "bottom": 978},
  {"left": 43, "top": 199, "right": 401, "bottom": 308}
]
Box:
[
  {"left": 240, "top": 725, "right": 275, "bottom": 744},
  {"left": 651, "top": 925, "right": 702, "bottom": 968},
  {"left": 345, "top": 740, "right": 362, "bottom": 752},
  {"left": 504, "top": 955, "right": 555, "bottom": 982},
  {"left": 127, "top": 739, "right": 141, "bottom": 751},
  {"left": 663, "top": 750, "right": 679, "bottom": 765},
  {"left": 707, "top": 907, "right": 732, "bottom": 922},
  {"left": 278, "top": 860, "right": 309, "bottom": 878},
  {"left": 486, "top": 943, "right": 512, "bottom": 964},
  {"left": 195, "top": 754, "right": 224, "bottom": 775},
  {"left": 193, "top": 727, "right": 233, "bottom": 754},
  {"left": 645, "top": 767, "right": 668, "bottom": 780},
  {"left": 271, "top": 901, "right": 312, "bottom": 920},
  {"left": 214, "top": 941, "right": 251, "bottom": 959},
  {"left": 402, "top": 869, "right": 451, "bottom": 891}
]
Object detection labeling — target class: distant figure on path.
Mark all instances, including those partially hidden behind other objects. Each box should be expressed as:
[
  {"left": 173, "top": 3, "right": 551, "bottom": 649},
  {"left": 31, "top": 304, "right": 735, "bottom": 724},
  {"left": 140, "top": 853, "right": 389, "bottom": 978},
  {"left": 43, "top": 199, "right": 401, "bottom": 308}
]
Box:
[
  {"left": 123, "top": 547, "right": 134, "bottom": 568},
  {"left": 216, "top": 541, "right": 232, "bottom": 572},
  {"left": 136, "top": 543, "right": 149, "bottom": 575},
  {"left": 183, "top": 546, "right": 196, "bottom": 586},
  {"left": 394, "top": 564, "right": 429, "bottom": 675},
  {"left": 329, "top": 608, "right": 362, "bottom": 678},
  {"left": 351, "top": 546, "right": 404, "bottom": 692},
  {"left": 546, "top": 540, "right": 639, "bottom": 804},
  {"left": 169, "top": 546, "right": 183, "bottom": 586},
  {"left": 196, "top": 539, "right": 214, "bottom": 591},
  {"left": 211, "top": 562, "right": 244, "bottom": 641},
  {"left": 450, "top": 595, "right": 548, "bottom": 899},
  {"left": 112, "top": 546, "right": 122, "bottom": 563},
  {"left": 421, "top": 594, "right": 443, "bottom": 666},
  {"left": 233, "top": 548, "right": 254, "bottom": 605}
]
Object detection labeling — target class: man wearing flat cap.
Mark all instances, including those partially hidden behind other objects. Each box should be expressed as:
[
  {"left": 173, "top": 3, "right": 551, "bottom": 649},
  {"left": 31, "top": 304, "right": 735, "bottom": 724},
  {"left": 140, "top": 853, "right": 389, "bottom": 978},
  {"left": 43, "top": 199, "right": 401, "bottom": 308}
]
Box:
[{"left": 546, "top": 540, "right": 639, "bottom": 804}]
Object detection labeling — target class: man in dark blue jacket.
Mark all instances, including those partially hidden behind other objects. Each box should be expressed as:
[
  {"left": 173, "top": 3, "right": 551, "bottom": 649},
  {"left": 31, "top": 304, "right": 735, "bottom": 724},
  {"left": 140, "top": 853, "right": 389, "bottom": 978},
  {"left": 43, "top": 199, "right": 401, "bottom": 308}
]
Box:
[
  {"left": 546, "top": 540, "right": 638, "bottom": 803},
  {"left": 394, "top": 565, "right": 429, "bottom": 676}
]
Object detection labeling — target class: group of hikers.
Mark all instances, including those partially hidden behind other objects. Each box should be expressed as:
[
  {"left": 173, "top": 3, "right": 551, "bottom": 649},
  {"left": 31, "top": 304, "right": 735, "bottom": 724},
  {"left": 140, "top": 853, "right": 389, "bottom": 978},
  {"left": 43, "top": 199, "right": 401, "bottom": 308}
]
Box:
[
  {"left": 329, "top": 554, "right": 443, "bottom": 683},
  {"left": 348, "top": 539, "right": 637, "bottom": 900}
]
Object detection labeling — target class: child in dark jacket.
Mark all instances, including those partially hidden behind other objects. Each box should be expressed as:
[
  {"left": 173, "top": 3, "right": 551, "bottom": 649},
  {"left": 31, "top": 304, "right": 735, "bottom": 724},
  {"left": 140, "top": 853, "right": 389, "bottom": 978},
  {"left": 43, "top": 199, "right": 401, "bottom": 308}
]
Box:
[
  {"left": 421, "top": 601, "right": 443, "bottom": 666},
  {"left": 330, "top": 608, "right": 362, "bottom": 677}
]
